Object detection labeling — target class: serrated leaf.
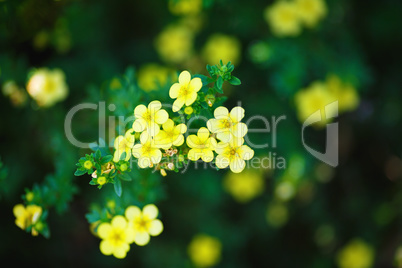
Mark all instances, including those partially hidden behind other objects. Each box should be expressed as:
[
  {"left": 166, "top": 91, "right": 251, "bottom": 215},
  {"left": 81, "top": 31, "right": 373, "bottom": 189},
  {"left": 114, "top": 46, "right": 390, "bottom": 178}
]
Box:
[
  {"left": 229, "top": 76, "right": 241, "bottom": 85},
  {"left": 74, "top": 169, "right": 87, "bottom": 176},
  {"left": 114, "top": 178, "right": 122, "bottom": 197}
]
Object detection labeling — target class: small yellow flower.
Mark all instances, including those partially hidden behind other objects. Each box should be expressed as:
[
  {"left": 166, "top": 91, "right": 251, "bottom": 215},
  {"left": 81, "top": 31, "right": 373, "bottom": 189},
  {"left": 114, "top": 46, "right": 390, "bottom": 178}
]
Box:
[
  {"left": 132, "top": 132, "right": 162, "bottom": 168},
  {"left": 13, "top": 204, "right": 42, "bottom": 236},
  {"left": 97, "top": 176, "right": 107, "bottom": 185},
  {"left": 137, "top": 63, "right": 176, "bottom": 92},
  {"left": 113, "top": 128, "right": 135, "bottom": 162},
  {"left": 83, "top": 160, "right": 93, "bottom": 170},
  {"left": 155, "top": 24, "right": 194, "bottom": 64},
  {"left": 26, "top": 68, "right": 68, "bottom": 107},
  {"left": 337, "top": 239, "right": 374, "bottom": 268},
  {"left": 223, "top": 170, "right": 264, "bottom": 203},
  {"left": 97, "top": 215, "right": 135, "bottom": 259},
  {"left": 154, "top": 119, "right": 187, "bottom": 150},
  {"left": 25, "top": 192, "right": 34, "bottom": 202},
  {"left": 326, "top": 75, "right": 359, "bottom": 112},
  {"left": 202, "top": 34, "right": 242, "bottom": 65},
  {"left": 169, "top": 70, "right": 202, "bottom": 112},
  {"left": 184, "top": 106, "right": 194, "bottom": 115},
  {"left": 125, "top": 204, "right": 164, "bottom": 246},
  {"left": 207, "top": 106, "right": 248, "bottom": 143},
  {"left": 168, "top": 0, "right": 202, "bottom": 15},
  {"left": 188, "top": 234, "right": 222, "bottom": 268},
  {"left": 264, "top": 1, "right": 302, "bottom": 37},
  {"left": 294, "top": 81, "right": 337, "bottom": 127},
  {"left": 186, "top": 127, "right": 216, "bottom": 162},
  {"left": 215, "top": 138, "right": 254, "bottom": 173},
  {"left": 294, "top": 0, "right": 327, "bottom": 28},
  {"left": 132, "top": 100, "right": 169, "bottom": 136}
]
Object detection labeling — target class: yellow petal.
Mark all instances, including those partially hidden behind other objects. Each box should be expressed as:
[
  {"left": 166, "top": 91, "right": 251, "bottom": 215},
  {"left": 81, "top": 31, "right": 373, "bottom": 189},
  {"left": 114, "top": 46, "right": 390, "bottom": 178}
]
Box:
[
  {"left": 134, "top": 231, "right": 150, "bottom": 246},
  {"left": 172, "top": 97, "right": 185, "bottom": 112},
  {"left": 189, "top": 77, "right": 202, "bottom": 92},
  {"left": 239, "top": 145, "right": 254, "bottom": 160},
  {"left": 185, "top": 91, "right": 198, "bottom": 106},
  {"left": 216, "top": 131, "right": 232, "bottom": 143},
  {"left": 113, "top": 244, "right": 129, "bottom": 259},
  {"left": 125, "top": 206, "right": 141, "bottom": 221},
  {"left": 138, "top": 157, "right": 151, "bottom": 168},
  {"left": 186, "top": 135, "right": 200, "bottom": 148},
  {"left": 169, "top": 83, "right": 181, "bottom": 99},
  {"left": 201, "top": 149, "right": 214, "bottom": 162},
  {"left": 172, "top": 134, "right": 184, "bottom": 147},
  {"left": 125, "top": 228, "right": 136, "bottom": 244},
  {"left": 114, "top": 135, "right": 124, "bottom": 150},
  {"left": 162, "top": 119, "right": 175, "bottom": 131},
  {"left": 134, "top": 104, "right": 147, "bottom": 118},
  {"left": 207, "top": 119, "right": 221, "bottom": 133},
  {"left": 197, "top": 127, "right": 210, "bottom": 143},
  {"left": 143, "top": 204, "right": 159, "bottom": 219},
  {"left": 230, "top": 157, "right": 246, "bottom": 173},
  {"left": 214, "top": 106, "right": 229, "bottom": 119},
  {"left": 100, "top": 240, "right": 113, "bottom": 255},
  {"left": 149, "top": 149, "right": 162, "bottom": 164},
  {"left": 232, "top": 122, "right": 248, "bottom": 137},
  {"left": 132, "top": 118, "right": 147, "bottom": 132},
  {"left": 13, "top": 204, "right": 26, "bottom": 218},
  {"left": 97, "top": 223, "right": 112, "bottom": 239},
  {"left": 179, "top": 70, "right": 191, "bottom": 85},
  {"left": 149, "top": 219, "right": 163, "bottom": 236},
  {"left": 112, "top": 215, "right": 127, "bottom": 229},
  {"left": 154, "top": 109, "right": 169, "bottom": 124},
  {"left": 148, "top": 100, "right": 162, "bottom": 112},
  {"left": 214, "top": 142, "right": 230, "bottom": 155},
  {"left": 188, "top": 148, "right": 202, "bottom": 161},
  {"left": 175, "top": 123, "right": 187, "bottom": 134},
  {"left": 229, "top": 106, "right": 245, "bottom": 123},
  {"left": 215, "top": 155, "right": 230, "bottom": 169}
]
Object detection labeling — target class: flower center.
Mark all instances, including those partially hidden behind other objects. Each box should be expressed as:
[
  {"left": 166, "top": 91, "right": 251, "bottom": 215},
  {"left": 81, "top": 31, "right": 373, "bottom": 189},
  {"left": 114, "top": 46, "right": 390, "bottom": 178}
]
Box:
[
  {"left": 223, "top": 119, "right": 232, "bottom": 129},
  {"left": 144, "top": 111, "right": 152, "bottom": 122},
  {"left": 179, "top": 85, "right": 190, "bottom": 97},
  {"left": 110, "top": 231, "right": 124, "bottom": 246}
]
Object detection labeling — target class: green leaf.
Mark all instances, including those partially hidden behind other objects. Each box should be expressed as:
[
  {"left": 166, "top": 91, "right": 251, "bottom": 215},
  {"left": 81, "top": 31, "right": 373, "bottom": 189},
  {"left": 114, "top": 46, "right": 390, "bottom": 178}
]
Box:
[
  {"left": 114, "top": 178, "right": 122, "bottom": 197},
  {"left": 95, "top": 150, "right": 101, "bottom": 160},
  {"left": 119, "top": 173, "right": 132, "bottom": 181},
  {"left": 74, "top": 169, "right": 86, "bottom": 176},
  {"left": 119, "top": 152, "right": 127, "bottom": 161},
  {"left": 100, "top": 155, "right": 113, "bottom": 164},
  {"left": 228, "top": 76, "right": 241, "bottom": 85}
]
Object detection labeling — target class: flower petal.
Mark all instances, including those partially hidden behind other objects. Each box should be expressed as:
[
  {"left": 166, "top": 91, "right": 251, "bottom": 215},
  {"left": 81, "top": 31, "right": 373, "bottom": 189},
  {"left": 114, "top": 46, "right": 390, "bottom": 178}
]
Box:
[
  {"left": 134, "top": 231, "right": 150, "bottom": 246},
  {"left": 186, "top": 135, "right": 200, "bottom": 148},
  {"left": 114, "top": 135, "right": 124, "bottom": 150},
  {"left": 229, "top": 106, "right": 245, "bottom": 123},
  {"left": 215, "top": 155, "right": 230, "bottom": 169},
  {"left": 150, "top": 148, "right": 162, "bottom": 164},
  {"left": 214, "top": 106, "right": 229, "bottom": 119},
  {"left": 154, "top": 109, "right": 169, "bottom": 124},
  {"left": 13, "top": 204, "right": 26, "bottom": 218},
  {"left": 113, "top": 244, "right": 129, "bottom": 259},
  {"left": 216, "top": 131, "right": 232, "bottom": 143},
  {"left": 132, "top": 118, "right": 147, "bottom": 132},
  {"left": 147, "top": 122, "right": 160, "bottom": 137},
  {"left": 179, "top": 70, "right": 191, "bottom": 85},
  {"left": 162, "top": 119, "right": 175, "bottom": 131},
  {"left": 148, "top": 100, "right": 162, "bottom": 112},
  {"left": 112, "top": 215, "right": 127, "bottom": 229},
  {"left": 100, "top": 240, "right": 114, "bottom": 255},
  {"left": 149, "top": 219, "right": 163, "bottom": 236},
  {"left": 230, "top": 157, "right": 246, "bottom": 173},
  {"left": 172, "top": 134, "right": 184, "bottom": 146},
  {"left": 239, "top": 145, "right": 254, "bottom": 160},
  {"left": 138, "top": 157, "right": 151, "bottom": 168},
  {"left": 172, "top": 97, "right": 185, "bottom": 112},
  {"left": 232, "top": 122, "right": 247, "bottom": 137},
  {"left": 188, "top": 148, "right": 202, "bottom": 161},
  {"left": 132, "top": 144, "right": 143, "bottom": 158},
  {"left": 201, "top": 149, "right": 214, "bottom": 162},
  {"left": 143, "top": 204, "right": 159, "bottom": 219},
  {"left": 97, "top": 223, "right": 112, "bottom": 239},
  {"left": 189, "top": 77, "right": 202, "bottom": 92},
  {"left": 169, "top": 83, "right": 181, "bottom": 99},
  {"left": 134, "top": 104, "right": 147, "bottom": 118},
  {"left": 185, "top": 91, "right": 198, "bottom": 106},
  {"left": 175, "top": 123, "right": 187, "bottom": 134},
  {"left": 197, "top": 127, "right": 210, "bottom": 143},
  {"left": 125, "top": 206, "right": 141, "bottom": 221}
]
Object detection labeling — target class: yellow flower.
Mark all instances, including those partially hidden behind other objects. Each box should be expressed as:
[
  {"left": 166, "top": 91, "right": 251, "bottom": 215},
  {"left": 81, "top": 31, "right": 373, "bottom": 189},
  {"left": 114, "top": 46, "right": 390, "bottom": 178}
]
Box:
[
  {"left": 202, "top": 34, "right": 241, "bottom": 65},
  {"left": 13, "top": 204, "right": 42, "bottom": 236},
  {"left": 169, "top": 70, "right": 202, "bottom": 112},
  {"left": 132, "top": 100, "right": 169, "bottom": 136},
  {"left": 207, "top": 106, "right": 248, "bottom": 143},
  {"left": 154, "top": 119, "right": 187, "bottom": 149},
  {"left": 326, "top": 75, "right": 359, "bottom": 112},
  {"left": 188, "top": 234, "right": 222, "bottom": 268},
  {"left": 295, "top": 0, "right": 327, "bottom": 28},
  {"left": 113, "top": 128, "right": 135, "bottom": 162},
  {"left": 155, "top": 24, "right": 194, "bottom": 64},
  {"left": 137, "top": 63, "right": 176, "bottom": 92},
  {"left": 184, "top": 106, "right": 194, "bottom": 115},
  {"left": 97, "top": 215, "right": 135, "bottom": 259},
  {"left": 264, "top": 1, "right": 302, "bottom": 37},
  {"left": 132, "top": 132, "right": 162, "bottom": 168},
  {"left": 337, "top": 239, "right": 374, "bottom": 268},
  {"left": 97, "top": 176, "right": 107, "bottom": 185},
  {"left": 223, "top": 170, "right": 264, "bottom": 203},
  {"left": 186, "top": 127, "right": 216, "bottom": 162},
  {"left": 215, "top": 138, "right": 254, "bottom": 173},
  {"left": 168, "top": 0, "right": 202, "bottom": 15},
  {"left": 125, "top": 204, "right": 164, "bottom": 246},
  {"left": 294, "top": 81, "right": 337, "bottom": 127},
  {"left": 26, "top": 68, "right": 68, "bottom": 107}
]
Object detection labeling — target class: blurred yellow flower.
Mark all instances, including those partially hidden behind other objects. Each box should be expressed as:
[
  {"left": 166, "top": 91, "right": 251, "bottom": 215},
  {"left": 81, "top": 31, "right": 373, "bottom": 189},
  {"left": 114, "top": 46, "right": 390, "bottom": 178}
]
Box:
[
  {"left": 13, "top": 204, "right": 42, "bottom": 236},
  {"left": 155, "top": 24, "right": 194, "bottom": 64},
  {"left": 137, "top": 63, "right": 176, "bottom": 92},
  {"left": 2, "top": 80, "right": 27, "bottom": 107},
  {"left": 26, "top": 68, "right": 68, "bottom": 107},
  {"left": 125, "top": 204, "right": 164, "bottom": 246},
  {"left": 97, "top": 215, "right": 135, "bottom": 259},
  {"left": 132, "top": 100, "right": 169, "bottom": 136},
  {"left": 186, "top": 127, "right": 216, "bottom": 162},
  {"left": 113, "top": 128, "right": 135, "bottom": 162},
  {"left": 154, "top": 119, "right": 187, "bottom": 149},
  {"left": 336, "top": 239, "right": 374, "bottom": 268},
  {"left": 215, "top": 138, "right": 254, "bottom": 173},
  {"left": 168, "top": 0, "right": 202, "bottom": 15},
  {"left": 188, "top": 234, "right": 222, "bottom": 267},
  {"left": 169, "top": 70, "right": 202, "bottom": 112},
  {"left": 266, "top": 202, "right": 288, "bottom": 228},
  {"left": 295, "top": 0, "right": 327, "bottom": 28},
  {"left": 223, "top": 170, "right": 265, "bottom": 203},
  {"left": 326, "top": 75, "right": 359, "bottom": 112},
  {"left": 207, "top": 106, "right": 248, "bottom": 143},
  {"left": 132, "top": 132, "right": 162, "bottom": 168},
  {"left": 264, "top": 1, "right": 302, "bottom": 37},
  {"left": 202, "top": 34, "right": 241, "bottom": 65},
  {"left": 294, "top": 81, "right": 337, "bottom": 127}
]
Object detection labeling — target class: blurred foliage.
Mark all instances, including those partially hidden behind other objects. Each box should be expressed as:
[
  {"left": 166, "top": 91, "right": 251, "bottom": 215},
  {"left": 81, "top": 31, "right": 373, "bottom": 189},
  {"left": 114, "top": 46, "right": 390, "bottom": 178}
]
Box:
[{"left": 1, "top": 0, "right": 402, "bottom": 267}]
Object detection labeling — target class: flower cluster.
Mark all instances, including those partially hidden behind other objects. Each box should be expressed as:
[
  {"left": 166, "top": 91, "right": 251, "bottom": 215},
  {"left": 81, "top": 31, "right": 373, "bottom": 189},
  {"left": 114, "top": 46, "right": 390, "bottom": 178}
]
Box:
[
  {"left": 13, "top": 204, "right": 43, "bottom": 236},
  {"left": 264, "top": 0, "right": 327, "bottom": 37},
  {"left": 294, "top": 74, "right": 359, "bottom": 127},
  {"left": 97, "top": 204, "right": 163, "bottom": 259}
]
